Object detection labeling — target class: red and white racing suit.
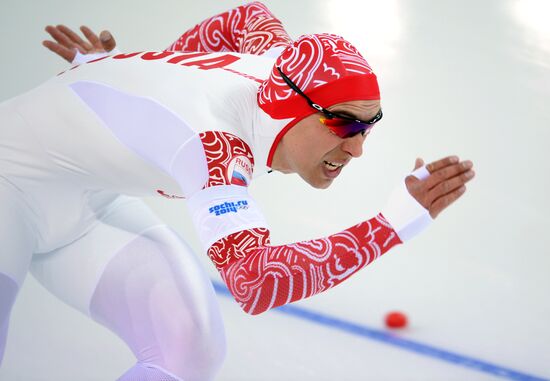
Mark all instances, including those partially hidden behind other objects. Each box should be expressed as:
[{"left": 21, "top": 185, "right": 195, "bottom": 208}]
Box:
[{"left": 0, "top": 3, "right": 430, "bottom": 380}]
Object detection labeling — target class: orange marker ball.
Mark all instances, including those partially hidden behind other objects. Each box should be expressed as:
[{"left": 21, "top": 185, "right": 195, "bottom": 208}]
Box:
[{"left": 385, "top": 311, "right": 408, "bottom": 329}]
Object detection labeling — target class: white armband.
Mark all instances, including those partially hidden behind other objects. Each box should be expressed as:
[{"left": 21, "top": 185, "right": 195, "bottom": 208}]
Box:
[
  {"left": 187, "top": 185, "right": 269, "bottom": 251},
  {"left": 381, "top": 166, "right": 433, "bottom": 242},
  {"left": 72, "top": 49, "right": 120, "bottom": 65}
]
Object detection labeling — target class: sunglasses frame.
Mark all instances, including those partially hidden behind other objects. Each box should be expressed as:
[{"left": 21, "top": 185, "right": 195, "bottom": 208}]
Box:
[{"left": 276, "top": 67, "right": 383, "bottom": 137}]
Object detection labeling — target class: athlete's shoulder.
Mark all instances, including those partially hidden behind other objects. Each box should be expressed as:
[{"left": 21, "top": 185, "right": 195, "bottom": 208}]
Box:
[{"left": 200, "top": 130, "right": 255, "bottom": 188}]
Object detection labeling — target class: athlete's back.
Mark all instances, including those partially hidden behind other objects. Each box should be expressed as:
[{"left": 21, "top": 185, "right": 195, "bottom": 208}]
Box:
[{"left": 3, "top": 51, "right": 275, "bottom": 198}]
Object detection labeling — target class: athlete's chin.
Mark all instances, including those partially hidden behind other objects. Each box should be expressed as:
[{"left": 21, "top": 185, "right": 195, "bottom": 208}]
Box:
[
  {"left": 298, "top": 169, "right": 337, "bottom": 189},
  {"left": 306, "top": 176, "right": 334, "bottom": 189}
]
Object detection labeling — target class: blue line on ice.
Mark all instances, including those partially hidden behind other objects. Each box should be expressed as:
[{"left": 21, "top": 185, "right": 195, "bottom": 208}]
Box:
[{"left": 213, "top": 281, "right": 548, "bottom": 381}]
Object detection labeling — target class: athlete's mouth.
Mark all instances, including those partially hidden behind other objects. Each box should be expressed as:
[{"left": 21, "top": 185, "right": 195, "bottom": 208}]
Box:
[{"left": 323, "top": 160, "right": 344, "bottom": 171}]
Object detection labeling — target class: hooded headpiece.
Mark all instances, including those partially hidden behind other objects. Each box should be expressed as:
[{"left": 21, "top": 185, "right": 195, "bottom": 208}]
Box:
[{"left": 257, "top": 33, "right": 380, "bottom": 166}]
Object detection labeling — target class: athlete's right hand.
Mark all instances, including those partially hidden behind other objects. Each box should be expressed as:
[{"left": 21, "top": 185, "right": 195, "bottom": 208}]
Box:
[{"left": 43, "top": 25, "right": 117, "bottom": 63}]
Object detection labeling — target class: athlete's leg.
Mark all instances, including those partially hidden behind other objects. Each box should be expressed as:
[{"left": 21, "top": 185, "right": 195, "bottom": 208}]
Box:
[
  {"left": 30, "top": 195, "right": 225, "bottom": 381},
  {"left": 0, "top": 274, "right": 19, "bottom": 364},
  {"left": 90, "top": 225, "right": 225, "bottom": 381},
  {"left": 0, "top": 179, "right": 37, "bottom": 364}
]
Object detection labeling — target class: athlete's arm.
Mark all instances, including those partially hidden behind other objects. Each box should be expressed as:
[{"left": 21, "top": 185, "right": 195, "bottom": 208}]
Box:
[
  {"left": 43, "top": 2, "right": 290, "bottom": 64},
  {"left": 188, "top": 132, "right": 401, "bottom": 315},
  {"left": 209, "top": 215, "right": 401, "bottom": 315},
  {"left": 188, "top": 136, "right": 476, "bottom": 315},
  {"left": 166, "top": 1, "right": 292, "bottom": 55}
]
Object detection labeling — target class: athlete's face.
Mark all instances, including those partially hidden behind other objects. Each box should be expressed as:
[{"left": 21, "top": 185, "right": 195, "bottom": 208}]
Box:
[{"left": 272, "top": 100, "right": 381, "bottom": 189}]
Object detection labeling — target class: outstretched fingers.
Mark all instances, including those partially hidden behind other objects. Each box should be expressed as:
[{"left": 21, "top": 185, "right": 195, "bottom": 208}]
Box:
[
  {"left": 80, "top": 26, "right": 116, "bottom": 52},
  {"left": 406, "top": 155, "right": 475, "bottom": 219},
  {"left": 429, "top": 167, "right": 473, "bottom": 199},
  {"left": 414, "top": 157, "right": 425, "bottom": 171},
  {"left": 99, "top": 30, "right": 116, "bottom": 52},
  {"left": 425, "top": 158, "right": 475, "bottom": 218},
  {"left": 58, "top": 24, "right": 93, "bottom": 51},
  {"left": 42, "top": 39, "right": 76, "bottom": 62},
  {"left": 425, "top": 156, "right": 459, "bottom": 173},
  {"left": 430, "top": 186, "right": 468, "bottom": 218},
  {"left": 43, "top": 25, "right": 117, "bottom": 63},
  {"left": 426, "top": 158, "right": 471, "bottom": 186},
  {"left": 80, "top": 25, "right": 103, "bottom": 50},
  {"left": 43, "top": 24, "right": 88, "bottom": 62},
  {"left": 45, "top": 25, "right": 75, "bottom": 48}
]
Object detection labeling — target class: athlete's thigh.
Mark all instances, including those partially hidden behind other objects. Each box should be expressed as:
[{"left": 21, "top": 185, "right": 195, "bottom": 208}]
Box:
[
  {"left": 0, "top": 179, "right": 37, "bottom": 286},
  {"left": 89, "top": 219, "right": 226, "bottom": 379},
  {"left": 29, "top": 195, "right": 218, "bottom": 318},
  {"left": 0, "top": 178, "right": 37, "bottom": 364},
  {"left": 29, "top": 195, "right": 225, "bottom": 379}
]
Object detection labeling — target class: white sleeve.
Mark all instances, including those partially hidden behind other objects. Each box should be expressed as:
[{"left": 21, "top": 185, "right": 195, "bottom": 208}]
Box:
[
  {"left": 187, "top": 185, "right": 269, "bottom": 251},
  {"left": 381, "top": 166, "right": 433, "bottom": 242}
]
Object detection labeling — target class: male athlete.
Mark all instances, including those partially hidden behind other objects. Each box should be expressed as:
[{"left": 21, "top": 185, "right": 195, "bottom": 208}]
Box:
[{"left": 0, "top": 2, "right": 475, "bottom": 380}]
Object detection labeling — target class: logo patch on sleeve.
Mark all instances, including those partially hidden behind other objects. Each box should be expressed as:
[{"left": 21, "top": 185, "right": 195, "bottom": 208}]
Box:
[
  {"left": 227, "top": 156, "right": 252, "bottom": 186},
  {"left": 209, "top": 200, "right": 249, "bottom": 216}
]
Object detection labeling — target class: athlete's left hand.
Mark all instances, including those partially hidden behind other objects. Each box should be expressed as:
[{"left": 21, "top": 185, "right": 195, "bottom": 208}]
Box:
[
  {"left": 405, "top": 156, "right": 475, "bottom": 219},
  {"left": 42, "top": 25, "right": 116, "bottom": 63}
]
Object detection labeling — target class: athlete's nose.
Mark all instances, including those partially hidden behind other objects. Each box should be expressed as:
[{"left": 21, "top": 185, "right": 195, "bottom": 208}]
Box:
[{"left": 340, "top": 133, "right": 365, "bottom": 158}]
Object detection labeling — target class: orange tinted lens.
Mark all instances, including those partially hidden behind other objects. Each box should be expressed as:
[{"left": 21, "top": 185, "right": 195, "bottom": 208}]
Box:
[
  {"left": 320, "top": 117, "right": 370, "bottom": 138},
  {"left": 320, "top": 117, "right": 351, "bottom": 127}
]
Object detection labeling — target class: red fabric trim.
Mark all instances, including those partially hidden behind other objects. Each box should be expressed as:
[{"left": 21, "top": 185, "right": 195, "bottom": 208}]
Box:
[{"left": 266, "top": 117, "right": 301, "bottom": 167}]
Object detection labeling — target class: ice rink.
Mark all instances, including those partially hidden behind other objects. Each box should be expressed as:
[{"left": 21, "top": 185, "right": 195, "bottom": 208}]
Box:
[{"left": 0, "top": 0, "right": 549, "bottom": 380}]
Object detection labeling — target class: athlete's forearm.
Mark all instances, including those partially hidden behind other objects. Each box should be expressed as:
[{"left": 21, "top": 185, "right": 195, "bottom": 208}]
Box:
[
  {"left": 166, "top": 1, "right": 292, "bottom": 55},
  {"left": 209, "top": 214, "right": 402, "bottom": 315}
]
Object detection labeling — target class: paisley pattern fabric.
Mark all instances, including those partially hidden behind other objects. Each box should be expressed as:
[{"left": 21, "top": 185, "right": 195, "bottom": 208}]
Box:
[
  {"left": 258, "top": 33, "right": 380, "bottom": 121},
  {"left": 209, "top": 217, "right": 401, "bottom": 315},
  {"left": 166, "top": 2, "right": 292, "bottom": 55}
]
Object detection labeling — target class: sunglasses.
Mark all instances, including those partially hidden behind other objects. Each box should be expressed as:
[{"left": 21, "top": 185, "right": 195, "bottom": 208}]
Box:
[{"left": 277, "top": 67, "right": 383, "bottom": 138}]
